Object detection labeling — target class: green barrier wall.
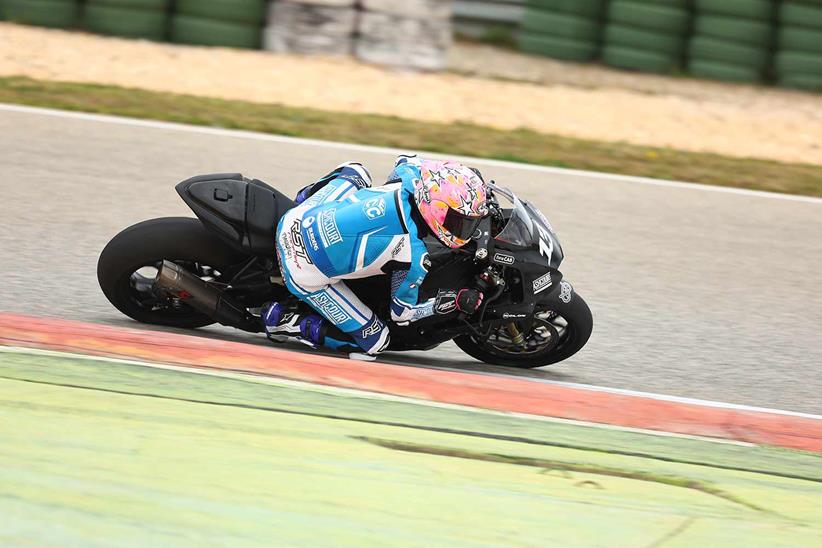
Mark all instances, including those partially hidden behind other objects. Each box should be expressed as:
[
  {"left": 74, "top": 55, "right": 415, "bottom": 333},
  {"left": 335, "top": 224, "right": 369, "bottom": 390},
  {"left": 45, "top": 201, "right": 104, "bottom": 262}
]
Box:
[
  {"left": 513, "top": 0, "right": 821, "bottom": 91},
  {"left": 1, "top": 0, "right": 820, "bottom": 91}
]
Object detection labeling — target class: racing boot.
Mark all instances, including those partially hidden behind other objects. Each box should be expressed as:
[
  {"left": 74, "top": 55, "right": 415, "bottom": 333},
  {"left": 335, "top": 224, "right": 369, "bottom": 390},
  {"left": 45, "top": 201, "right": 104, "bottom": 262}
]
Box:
[
  {"left": 347, "top": 314, "right": 390, "bottom": 361},
  {"left": 299, "top": 314, "right": 389, "bottom": 360},
  {"left": 262, "top": 301, "right": 303, "bottom": 342}
]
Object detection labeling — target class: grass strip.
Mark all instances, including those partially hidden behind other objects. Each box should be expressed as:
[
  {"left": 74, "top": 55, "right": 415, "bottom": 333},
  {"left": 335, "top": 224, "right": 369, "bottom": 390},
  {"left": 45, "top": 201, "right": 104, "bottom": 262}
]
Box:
[{"left": 2, "top": 75, "right": 821, "bottom": 197}]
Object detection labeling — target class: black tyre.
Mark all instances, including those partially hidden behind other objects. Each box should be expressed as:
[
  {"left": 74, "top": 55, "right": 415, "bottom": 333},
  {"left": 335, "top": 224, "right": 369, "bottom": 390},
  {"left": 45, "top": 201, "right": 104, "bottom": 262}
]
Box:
[
  {"left": 776, "top": 50, "right": 822, "bottom": 75},
  {"left": 87, "top": 0, "right": 168, "bottom": 8},
  {"left": 525, "top": 0, "right": 606, "bottom": 18},
  {"left": 694, "top": 0, "right": 774, "bottom": 21},
  {"left": 604, "top": 24, "right": 685, "bottom": 56},
  {"left": 521, "top": 10, "right": 600, "bottom": 41},
  {"left": 83, "top": 5, "right": 167, "bottom": 40},
  {"left": 688, "top": 36, "right": 769, "bottom": 69},
  {"left": 97, "top": 217, "right": 246, "bottom": 328},
  {"left": 602, "top": 44, "right": 680, "bottom": 73},
  {"left": 689, "top": 58, "right": 763, "bottom": 82},
  {"left": 778, "top": 26, "right": 822, "bottom": 54},
  {"left": 694, "top": 14, "right": 772, "bottom": 46},
  {"left": 176, "top": 0, "right": 266, "bottom": 25},
  {"left": 780, "top": 2, "right": 822, "bottom": 29},
  {"left": 608, "top": 1, "right": 690, "bottom": 34},
  {"left": 3, "top": 0, "right": 78, "bottom": 28},
  {"left": 171, "top": 14, "right": 261, "bottom": 49},
  {"left": 778, "top": 72, "right": 822, "bottom": 90},
  {"left": 455, "top": 285, "right": 593, "bottom": 368},
  {"left": 517, "top": 32, "right": 598, "bottom": 61}
]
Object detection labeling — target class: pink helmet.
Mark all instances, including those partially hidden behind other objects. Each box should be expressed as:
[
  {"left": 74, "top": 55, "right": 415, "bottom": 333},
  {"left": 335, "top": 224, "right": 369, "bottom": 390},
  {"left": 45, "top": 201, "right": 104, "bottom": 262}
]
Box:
[{"left": 413, "top": 160, "right": 488, "bottom": 248}]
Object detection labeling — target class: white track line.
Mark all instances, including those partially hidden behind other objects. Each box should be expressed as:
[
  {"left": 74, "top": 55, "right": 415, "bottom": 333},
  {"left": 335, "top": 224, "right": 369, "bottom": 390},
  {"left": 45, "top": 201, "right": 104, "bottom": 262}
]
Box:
[
  {"left": 412, "top": 362, "right": 822, "bottom": 420},
  {"left": 0, "top": 345, "right": 758, "bottom": 445},
  {"left": 2, "top": 102, "right": 821, "bottom": 205}
]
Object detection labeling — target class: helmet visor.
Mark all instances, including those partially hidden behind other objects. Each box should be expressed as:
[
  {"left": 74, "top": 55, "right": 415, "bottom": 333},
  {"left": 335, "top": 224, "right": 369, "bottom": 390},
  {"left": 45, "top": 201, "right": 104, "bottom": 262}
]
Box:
[{"left": 443, "top": 208, "right": 484, "bottom": 242}]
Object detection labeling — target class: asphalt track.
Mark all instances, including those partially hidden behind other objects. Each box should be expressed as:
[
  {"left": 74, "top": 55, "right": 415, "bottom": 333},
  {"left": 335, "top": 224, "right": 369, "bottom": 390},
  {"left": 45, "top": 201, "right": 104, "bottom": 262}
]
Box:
[{"left": 1, "top": 105, "right": 821, "bottom": 413}]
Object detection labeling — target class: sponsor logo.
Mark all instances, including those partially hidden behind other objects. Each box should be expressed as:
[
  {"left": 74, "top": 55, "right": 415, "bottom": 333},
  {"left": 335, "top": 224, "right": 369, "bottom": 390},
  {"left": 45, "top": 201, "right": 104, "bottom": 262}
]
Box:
[
  {"left": 303, "top": 216, "right": 315, "bottom": 228},
  {"left": 341, "top": 173, "right": 367, "bottom": 189},
  {"left": 305, "top": 183, "right": 335, "bottom": 206},
  {"left": 415, "top": 180, "right": 430, "bottom": 204},
  {"left": 475, "top": 248, "right": 488, "bottom": 260},
  {"left": 364, "top": 197, "right": 386, "bottom": 220},
  {"left": 536, "top": 223, "right": 554, "bottom": 262},
  {"left": 493, "top": 253, "right": 514, "bottom": 265},
  {"left": 318, "top": 208, "right": 342, "bottom": 246},
  {"left": 421, "top": 253, "right": 431, "bottom": 271},
  {"left": 391, "top": 238, "right": 406, "bottom": 258},
  {"left": 305, "top": 226, "right": 320, "bottom": 252},
  {"left": 362, "top": 318, "right": 383, "bottom": 338},
  {"left": 308, "top": 293, "right": 349, "bottom": 324},
  {"left": 532, "top": 272, "right": 553, "bottom": 294},
  {"left": 435, "top": 290, "right": 458, "bottom": 315},
  {"left": 502, "top": 313, "right": 527, "bottom": 319},
  {"left": 290, "top": 220, "right": 313, "bottom": 266},
  {"left": 559, "top": 281, "right": 573, "bottom": 304}
]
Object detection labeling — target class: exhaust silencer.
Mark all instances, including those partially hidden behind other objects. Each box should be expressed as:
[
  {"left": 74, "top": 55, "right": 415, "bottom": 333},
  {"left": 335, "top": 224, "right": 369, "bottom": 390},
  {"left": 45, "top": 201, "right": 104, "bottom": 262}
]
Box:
[{"left": 154, "top": 260, "right": 260, "bottom": 332}]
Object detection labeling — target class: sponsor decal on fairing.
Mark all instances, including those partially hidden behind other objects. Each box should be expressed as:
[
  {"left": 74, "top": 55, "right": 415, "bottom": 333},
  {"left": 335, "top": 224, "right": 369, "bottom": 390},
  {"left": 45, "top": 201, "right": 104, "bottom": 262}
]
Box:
[
  {"left": 559, "top": 281, "right": 573, "bottom": 304},
  {"left": 493, "top": 253, "right": 515, "bottom": 265},
  {"left": 532, "top": 272, "right": 553, "bottom": 294}
]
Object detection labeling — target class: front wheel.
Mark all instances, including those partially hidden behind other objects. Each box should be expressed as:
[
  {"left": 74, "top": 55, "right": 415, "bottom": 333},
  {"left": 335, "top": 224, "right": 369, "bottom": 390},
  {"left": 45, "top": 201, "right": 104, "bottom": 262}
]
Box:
[{"left": 454, "top": 283, "right": 593, "bottom": 368}]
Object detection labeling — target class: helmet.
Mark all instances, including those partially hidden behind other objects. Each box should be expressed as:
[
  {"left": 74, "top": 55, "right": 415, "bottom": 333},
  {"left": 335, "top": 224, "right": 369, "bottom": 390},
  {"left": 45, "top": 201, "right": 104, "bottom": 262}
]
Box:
[{"left": 412, "top": 160, "right": 488, "bottom": 248}]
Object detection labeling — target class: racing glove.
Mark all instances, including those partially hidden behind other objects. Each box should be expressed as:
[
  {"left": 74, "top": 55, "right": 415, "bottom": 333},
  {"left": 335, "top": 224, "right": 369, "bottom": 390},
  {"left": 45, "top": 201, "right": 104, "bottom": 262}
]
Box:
[
  {"left": 455, "top": 288, "right": 483, "bottom": 314},
  {"left": 426, "top": 288, "right": 483, "bottom": 317}
]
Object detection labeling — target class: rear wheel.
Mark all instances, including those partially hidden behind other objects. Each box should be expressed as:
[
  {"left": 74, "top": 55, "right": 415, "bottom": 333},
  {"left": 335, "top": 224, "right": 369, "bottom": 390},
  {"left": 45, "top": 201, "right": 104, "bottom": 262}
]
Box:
[
  {"left": 97, "top": 217, "right": 247, "bottom": 328},
  {"left": 455, "top": 285, "right": 593, "bottom": 368}
]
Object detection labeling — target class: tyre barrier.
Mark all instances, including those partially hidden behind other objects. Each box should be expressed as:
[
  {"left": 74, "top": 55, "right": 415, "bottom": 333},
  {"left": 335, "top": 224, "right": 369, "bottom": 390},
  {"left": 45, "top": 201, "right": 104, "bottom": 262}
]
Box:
[
  {"left": 693, "top": 0, "right": 774, "bottom": 21},
  {"left": 518, "top": 32, "right": 599, "bottom": 62},
  {"left": 694, "top": 14, "right": 772, "bottom": 46},
  {"left": 775, "top": 1, "right": 822, "bottom": 90},
  {"left": 83, "top": 1, "right": 168, "bottom": 41},
  {"left": 608, "top": 1, "right": 690, "bottom": 34},
  {"left": 175, "top": 0, "right": 266, "bottom": 26},
  {"left": 1, "top": 0, "right": 79, "bottom": 28},
  {"left": 516, "top": 0, "right": 605, "bottom": 62},
  {"left": 171, "top": 14, "right": 261, "bottom": 49},
  {"left": 601, "top": 0, "right": 688, "bottom": 74},
  {"left": 687, "top": 0, "right": 776, "bottom": 84}
]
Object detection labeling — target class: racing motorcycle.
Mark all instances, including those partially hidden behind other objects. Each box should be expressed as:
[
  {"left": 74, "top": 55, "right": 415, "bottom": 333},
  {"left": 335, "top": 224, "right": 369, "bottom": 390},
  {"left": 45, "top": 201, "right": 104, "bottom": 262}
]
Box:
[{"left": 97, "top": 172, "right": 592, "bottom": 367}]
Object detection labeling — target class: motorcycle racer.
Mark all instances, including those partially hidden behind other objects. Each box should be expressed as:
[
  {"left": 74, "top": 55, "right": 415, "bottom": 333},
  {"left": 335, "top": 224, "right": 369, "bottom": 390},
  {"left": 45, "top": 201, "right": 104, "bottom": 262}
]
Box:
[{"left": 263, "top": 155, "right": 489, "bottom": 360}]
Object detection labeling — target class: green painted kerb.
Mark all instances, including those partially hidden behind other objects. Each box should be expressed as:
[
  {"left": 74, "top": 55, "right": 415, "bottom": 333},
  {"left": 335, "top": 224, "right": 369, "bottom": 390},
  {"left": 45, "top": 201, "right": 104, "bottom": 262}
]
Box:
[{"left": 1, "top": 350, "right": 820, "bottom": 546}]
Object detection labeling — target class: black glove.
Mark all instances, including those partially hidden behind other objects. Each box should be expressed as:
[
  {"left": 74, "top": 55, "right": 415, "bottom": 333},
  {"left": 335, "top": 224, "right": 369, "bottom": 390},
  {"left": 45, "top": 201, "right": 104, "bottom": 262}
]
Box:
[{"left": 456, "top": 288, "right": 484, "bottom": 314}]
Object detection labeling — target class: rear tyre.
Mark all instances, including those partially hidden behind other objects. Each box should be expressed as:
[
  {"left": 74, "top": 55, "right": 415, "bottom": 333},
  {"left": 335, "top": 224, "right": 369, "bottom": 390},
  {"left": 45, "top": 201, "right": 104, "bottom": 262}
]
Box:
[
  {"left": 97, "top": 217, "right": 246, "bottom": 328},
  {"left": 455, "top": 287, "right": 593, "bottom": 368}
]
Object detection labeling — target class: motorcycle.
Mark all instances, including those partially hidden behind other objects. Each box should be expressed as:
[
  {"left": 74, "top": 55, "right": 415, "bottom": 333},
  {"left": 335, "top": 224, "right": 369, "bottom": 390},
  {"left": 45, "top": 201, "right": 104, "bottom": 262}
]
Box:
[{"left": 97, "top": 172, "right": 592, "bottom": 367}]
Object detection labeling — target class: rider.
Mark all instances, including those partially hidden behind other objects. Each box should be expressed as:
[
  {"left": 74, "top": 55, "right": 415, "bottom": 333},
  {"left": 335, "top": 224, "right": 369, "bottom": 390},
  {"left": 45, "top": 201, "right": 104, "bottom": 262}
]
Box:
[{"left": 262, "top": 155, "right": 489, "bottom": 359}]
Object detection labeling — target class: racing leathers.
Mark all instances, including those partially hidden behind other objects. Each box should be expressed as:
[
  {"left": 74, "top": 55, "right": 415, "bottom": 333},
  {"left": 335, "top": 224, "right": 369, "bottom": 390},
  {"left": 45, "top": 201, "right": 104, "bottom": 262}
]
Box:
[{"left": 273, "top": 157, "right": 438, "bottom": 355}]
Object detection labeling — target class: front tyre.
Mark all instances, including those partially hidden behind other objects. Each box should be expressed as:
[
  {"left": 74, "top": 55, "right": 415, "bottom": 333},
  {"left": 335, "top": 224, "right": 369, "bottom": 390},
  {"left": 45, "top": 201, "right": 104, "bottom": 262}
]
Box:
[{"left": 455, "top": 284, "right": 593, "bottom": 368}]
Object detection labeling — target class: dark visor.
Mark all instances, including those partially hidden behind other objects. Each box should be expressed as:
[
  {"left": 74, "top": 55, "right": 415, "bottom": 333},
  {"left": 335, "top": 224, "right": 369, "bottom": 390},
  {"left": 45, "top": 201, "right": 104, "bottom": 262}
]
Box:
[{"left": 443, "top": 208, "right": 484, "bottom": 241}]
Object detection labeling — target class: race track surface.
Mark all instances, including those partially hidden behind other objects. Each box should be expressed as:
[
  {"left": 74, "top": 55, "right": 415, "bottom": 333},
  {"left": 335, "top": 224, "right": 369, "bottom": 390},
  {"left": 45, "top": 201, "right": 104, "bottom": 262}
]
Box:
[{"left": 2, "top": 105, "right": 820, "bottom": 413}]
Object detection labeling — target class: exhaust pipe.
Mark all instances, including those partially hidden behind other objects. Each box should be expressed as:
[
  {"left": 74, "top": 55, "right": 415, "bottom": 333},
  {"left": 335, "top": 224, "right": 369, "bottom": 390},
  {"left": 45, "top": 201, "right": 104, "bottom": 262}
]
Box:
[{"left": 154, "top": 260, "right": 260, "bottom": 332}]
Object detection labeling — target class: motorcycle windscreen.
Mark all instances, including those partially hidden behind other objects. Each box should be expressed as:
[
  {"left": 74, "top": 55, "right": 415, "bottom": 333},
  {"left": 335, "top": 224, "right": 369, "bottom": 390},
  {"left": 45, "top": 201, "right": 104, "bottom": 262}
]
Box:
[
  {"left": 494, "top": 193, "right": 534, "bottom": 247},
  {"left": 442, "top": 208, "right": 484, "bottom": 241}
]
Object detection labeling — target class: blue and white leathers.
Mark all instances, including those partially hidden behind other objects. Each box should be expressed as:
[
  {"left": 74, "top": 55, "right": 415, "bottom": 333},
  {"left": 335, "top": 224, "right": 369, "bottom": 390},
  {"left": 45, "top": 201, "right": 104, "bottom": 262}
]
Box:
[{"left": 275, "top": 158, "right": 435, "bottom": 354}]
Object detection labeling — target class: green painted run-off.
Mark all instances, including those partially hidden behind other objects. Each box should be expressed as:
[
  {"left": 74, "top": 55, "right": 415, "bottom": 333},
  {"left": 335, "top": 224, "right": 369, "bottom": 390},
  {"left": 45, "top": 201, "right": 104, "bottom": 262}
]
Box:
[{"left": 1, "top": 350, "right": 820, "bottom": 546}]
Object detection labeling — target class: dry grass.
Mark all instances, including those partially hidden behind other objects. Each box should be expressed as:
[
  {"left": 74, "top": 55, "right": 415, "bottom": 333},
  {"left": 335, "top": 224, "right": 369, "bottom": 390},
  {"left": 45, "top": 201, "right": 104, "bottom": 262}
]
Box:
[{"left": 3, "top": 75, "right": 821, "bottom": 197}]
